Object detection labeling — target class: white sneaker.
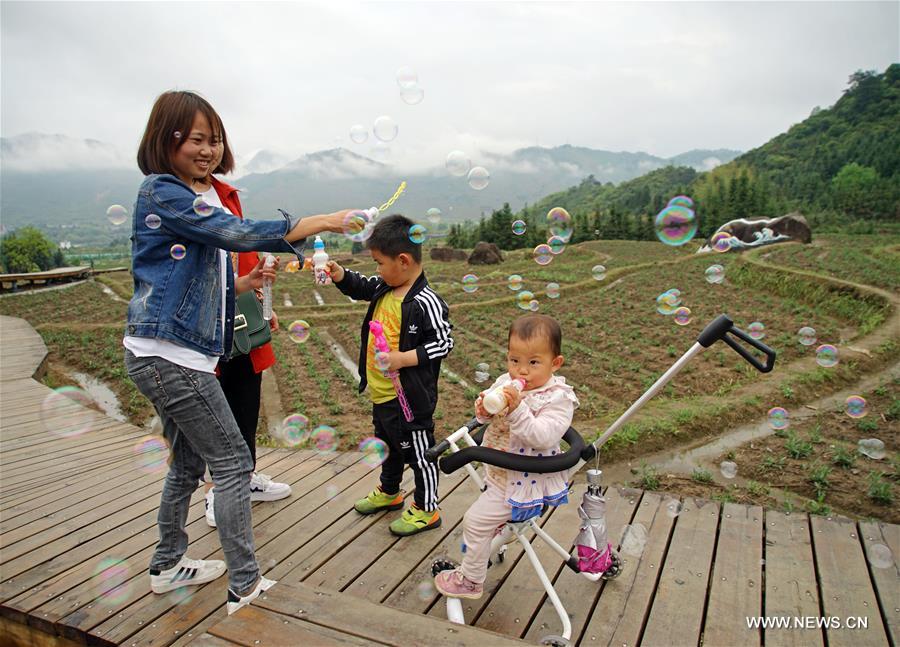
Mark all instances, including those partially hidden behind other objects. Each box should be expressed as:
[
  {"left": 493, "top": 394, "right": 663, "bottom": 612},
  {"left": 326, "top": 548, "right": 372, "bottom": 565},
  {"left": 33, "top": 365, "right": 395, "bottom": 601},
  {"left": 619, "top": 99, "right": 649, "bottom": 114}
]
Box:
[
  {"left": 226, "top": 576, "right": 276, "bottom": 615},
  {"left": 205, "top": 489, "right": 217, "bottom": 528},
  {"left": 249, "top": 472, "right": 292, "bottom": 502},
  {"left": 150, "top": 556, "right": 226, "bottom": 594}
]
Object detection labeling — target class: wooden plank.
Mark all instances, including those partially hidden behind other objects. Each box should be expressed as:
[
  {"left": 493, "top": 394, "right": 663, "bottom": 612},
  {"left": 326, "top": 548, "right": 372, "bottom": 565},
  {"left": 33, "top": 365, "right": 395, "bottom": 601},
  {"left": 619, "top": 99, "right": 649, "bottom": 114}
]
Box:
[
  {"left": 207, "top": 603, "right": 382, "bottom": 647},
  {"left": 763, "top": 510, "right": 824, "bottom": 647},
  {"left": 323, "top": 467, "right": 469, "bottom": 595},
  {"left": 253, "top": 580, "right": 527, "bottom": 646},
  {"left": 580, "top": 491, "right": 677, "bottom": 646},
  {"left": 858, "top": 520, "right": 899, "bottom": 646},
  {"left": 521, "top": 485, "right": 640, "bottom": 644},
  {"left": 159, "top": 460, "right": 419, "bottom": 645},
  {"left": 703, "top": 502, "right": 763, "bottom": 647},
  {"left": 811, "top": 515, "right": 889, "bottom": 646},
  {"left": 86, "top": 453, "right": 373, "bottom": 645},
  {"left": 640, "top": 497, "right": 720, "bottom": 647},
  {"left": 184, "top": 634, "right": 242, "bottom": 647}
]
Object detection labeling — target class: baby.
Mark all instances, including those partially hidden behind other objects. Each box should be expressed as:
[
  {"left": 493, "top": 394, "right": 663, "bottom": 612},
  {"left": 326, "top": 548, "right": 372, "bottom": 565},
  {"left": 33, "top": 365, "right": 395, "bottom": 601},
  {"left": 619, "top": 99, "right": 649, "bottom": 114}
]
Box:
[{"left": 435, "top": 314, "right": 578, "bottom": 599}]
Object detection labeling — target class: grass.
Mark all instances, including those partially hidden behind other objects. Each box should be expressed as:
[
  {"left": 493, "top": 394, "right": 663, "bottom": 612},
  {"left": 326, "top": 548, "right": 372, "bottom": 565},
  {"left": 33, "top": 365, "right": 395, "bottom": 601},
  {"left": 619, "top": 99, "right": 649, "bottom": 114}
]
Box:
[
  {"left": 867, "top": 472, "right": 894, "bottom": 505},
  {"left": 830, "top": 444, "right": 856, "bottom": 469},
  {"left": 785, "top": 431, "right": 814, "bottom": 459},
  {"left": 636, "top": 463, "right": 660, "bottom": 490},
  {"left": 691, "top": 468, "right": 713, "bottom": 484}
]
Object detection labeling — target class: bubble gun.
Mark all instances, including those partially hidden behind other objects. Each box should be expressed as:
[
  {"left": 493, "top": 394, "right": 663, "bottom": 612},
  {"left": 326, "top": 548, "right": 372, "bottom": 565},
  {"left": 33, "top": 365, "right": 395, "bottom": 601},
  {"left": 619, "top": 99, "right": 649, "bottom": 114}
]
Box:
[{"left": 369, "top": 320, "right": 414, "bottom": 422}]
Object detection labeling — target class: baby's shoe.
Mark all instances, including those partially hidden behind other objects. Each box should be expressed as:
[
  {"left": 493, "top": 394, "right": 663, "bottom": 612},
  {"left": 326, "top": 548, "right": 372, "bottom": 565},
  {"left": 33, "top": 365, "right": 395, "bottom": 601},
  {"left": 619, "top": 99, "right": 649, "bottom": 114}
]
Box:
[
  {"left": 354, "top": 486, "right": 404, "bottom": 515},
  {"left": 389, "top": 505, "right": 441, "bottom": 536},
  {"left": 434, "top": 569, "right": 483, "bottom": 600}
]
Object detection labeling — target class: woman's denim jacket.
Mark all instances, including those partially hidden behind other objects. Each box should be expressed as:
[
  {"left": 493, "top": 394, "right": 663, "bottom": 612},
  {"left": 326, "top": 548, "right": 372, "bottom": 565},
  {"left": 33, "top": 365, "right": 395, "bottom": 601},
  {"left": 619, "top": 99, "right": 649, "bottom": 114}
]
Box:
[{"left": 126, "top": 174, "right": 306, "bottom": 358}]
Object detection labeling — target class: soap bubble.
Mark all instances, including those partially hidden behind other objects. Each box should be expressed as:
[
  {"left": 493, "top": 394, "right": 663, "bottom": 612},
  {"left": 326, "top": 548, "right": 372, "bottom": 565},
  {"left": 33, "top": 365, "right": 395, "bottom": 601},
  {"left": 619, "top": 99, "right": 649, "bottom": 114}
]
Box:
[
  {"left": 106, "top": 204, "right": 128, "bottom": 226},
  {"left": 461, "top": 274, "right": 479, "bottom": 293},
  {"left": 546, "top": 207, "right": 573, "bottom": 242},
  {"left": 416, "top": 580, "right": 436, "bottom": 600},
  {"left": 673, "top": 307, "right": 692, "bottom": 326},
  {"left": 359, "top": 436, "right": 389, "bottom": 467},
  {"left": 665, "top": 500, "right": 683, "bottom": 518},
  {"left": 866, "top": 543, "right": 893, "bottom": 569},
  {"left": 374, "top": 351, "right": 391, "bottom": 372},
  {"left": 445, "top": 151, "right": 471, "bottom": 177},
  {"left": 747, "top": 322, "right": 766, "bottom": 340},
  {"left": 373, "top": 116, "right": 398, "bottom": 142},
  {"left": 591, "top": 265, "right": 606, "bottom": 281},
  {"left": 528, "top": 299, "right": 539, "bottom": 312},
  {"left": 400, "top": 87, "right": 424, "bottom": 105},
  {"left": 426, "top": 207, "right": 442, "bottom": 224},
  {"left": 408, "top": 224, "right": 427, "bottom": 244},
  {"left": 512, "top": 220, "right": 527, "bottom": 236},
  {"left": 144, "top": 214, "right": 162, "bottom": 230},
  {"left": 507, "top": 274, "right": 523, "bottom": 291},
  {"left": 93, "top": 558, "right": 132, "bottom": 606},
  {"left": 533, "top": 244, "right": 553, "bottom": 266},
  {"left": 720, "top": 461, "right": 738, "bottom": 479},
  {"left": 815, "top": 344, "right": 838, "bottom": 368},
  {"left": 311, "top": 425, "right": 338, "bottom": 453},
  {"left": 396, "top": 66, "right": 418, "bottom": 88},
  {"left": 370, "top": 141, "right": 391, "bottom": 161},
  {"left": 169, "top": 244, "right": 186, "bottom": 261},
  {"left": 797, "top": 326, "right": 817, "bottom": 346},
  {"left": 474, "top": 362, "right": 490, "bottom": 384},
  {"left": 705, "top": 264, "right": 725, "bottom": 284},
  {"left": 620, "top": 523, "right": 648, "bottom": 556},
  {"left": 656, "top": 289, "right": 682, "bottom": 315},
  {"left": 192, "top": 196, "right": 214, "bottom": 217},
  {"left": 845, "top": 395, "right": 867, "bottom": 419},
  {"left": 858, "top": 438, "right": 885, "bottom": 460},
  {"left": 134, "top": 436, "right": 169, "bottom": 473},
  {"left": 547, "top": 235, "right": 567, "bottom": 255},
  {"left": 654, "top": 205, "right": 697, "bottom": 246},
  {"left": 467, "top": 166, "right": 490, "bottom": 190},
  {"left": 288, "top": 320, "right": 311, "bottom": 344},
  {"left": 516, "top": 290, "right": 536, "bottom": 311},
  {"left": 710, "top": 231, "right": 733, "bottom": 253},
  {"left": 281, "top": 414, "right": 310, "bottom": 446},
  {"left": 41, "top": 386, "right": 96, "bottom": 438},
  {"left": 349, "top": 125, "right": 368, "bottom": 144},
  {"left": 767, "top": 407, "right": 789, "bottom": 430},
  {"left": 343, "top": 210, "right": 374, "bottom": 243},
  {"left": 546, "top": 282, "right": 560, "bottom": 299},
  {"left": 667, "top": 195, "right": 694, "bottom": 209}
]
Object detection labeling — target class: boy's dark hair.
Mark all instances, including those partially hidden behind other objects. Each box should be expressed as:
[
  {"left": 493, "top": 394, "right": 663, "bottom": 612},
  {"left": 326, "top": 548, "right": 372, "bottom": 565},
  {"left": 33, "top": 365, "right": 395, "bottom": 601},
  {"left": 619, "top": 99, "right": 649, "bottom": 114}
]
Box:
[
  {"left": 365, "top": 214, "right": 422, "bottom": 263},
  {"left": 137, "top": 90, "right": 235, "bottom": 177},
  {"left": 508, "top": 314, "right": 562, "bottom": 356}
]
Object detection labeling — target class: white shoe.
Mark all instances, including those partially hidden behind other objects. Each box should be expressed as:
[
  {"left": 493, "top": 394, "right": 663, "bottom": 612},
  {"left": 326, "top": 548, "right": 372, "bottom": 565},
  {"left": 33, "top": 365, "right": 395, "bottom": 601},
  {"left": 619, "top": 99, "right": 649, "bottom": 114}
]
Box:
[
  {"left": 250, "top": 472, "right": 292, "bottom": 502},
  {"left": 226, "top": 576, "right": 276, "bottom": 615},
  {"left": 150, "top": 556, "right": 226, "bottom": 594},
  {"left": 205, "top": 489, "right": 217, "bottom": 528}
]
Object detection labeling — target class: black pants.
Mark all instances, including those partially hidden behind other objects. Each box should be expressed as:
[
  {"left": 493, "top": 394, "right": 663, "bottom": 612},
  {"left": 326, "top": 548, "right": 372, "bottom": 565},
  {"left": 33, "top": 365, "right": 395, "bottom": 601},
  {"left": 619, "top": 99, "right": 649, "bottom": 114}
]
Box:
[
  {"left": 217, "top": 353, "right": 262, "bottom": 467},
  {"left": 372, "top": 399, "right": 439, "bottom": 511}
]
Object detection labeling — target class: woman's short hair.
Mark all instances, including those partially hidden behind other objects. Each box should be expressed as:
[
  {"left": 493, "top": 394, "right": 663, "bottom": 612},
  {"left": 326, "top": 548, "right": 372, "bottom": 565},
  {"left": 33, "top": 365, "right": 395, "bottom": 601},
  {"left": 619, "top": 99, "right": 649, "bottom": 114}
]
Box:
[{"left": 137, "top": 90, "right": 234, "bottom": 177}]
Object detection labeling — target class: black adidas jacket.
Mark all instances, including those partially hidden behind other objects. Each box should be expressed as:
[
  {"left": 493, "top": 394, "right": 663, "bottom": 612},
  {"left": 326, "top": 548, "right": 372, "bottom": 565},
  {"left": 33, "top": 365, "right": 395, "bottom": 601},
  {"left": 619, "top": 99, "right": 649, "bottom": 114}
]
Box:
[{"left": 334, "top": 269, "right": 453, "bottom": 431}]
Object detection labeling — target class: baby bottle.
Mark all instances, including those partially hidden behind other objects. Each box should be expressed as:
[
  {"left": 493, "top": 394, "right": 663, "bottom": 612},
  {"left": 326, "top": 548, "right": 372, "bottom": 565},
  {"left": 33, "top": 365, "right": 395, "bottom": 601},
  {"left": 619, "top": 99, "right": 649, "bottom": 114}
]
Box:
[{"left": 482, "top": 378, "right": 526, "bottom": 415}]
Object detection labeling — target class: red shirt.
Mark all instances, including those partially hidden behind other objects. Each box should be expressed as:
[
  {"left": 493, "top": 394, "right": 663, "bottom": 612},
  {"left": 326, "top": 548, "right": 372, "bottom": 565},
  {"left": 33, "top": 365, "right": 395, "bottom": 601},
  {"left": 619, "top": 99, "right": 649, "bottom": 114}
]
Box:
[{"left": 210, "top": 175, "right": 277, "bottom": 374}]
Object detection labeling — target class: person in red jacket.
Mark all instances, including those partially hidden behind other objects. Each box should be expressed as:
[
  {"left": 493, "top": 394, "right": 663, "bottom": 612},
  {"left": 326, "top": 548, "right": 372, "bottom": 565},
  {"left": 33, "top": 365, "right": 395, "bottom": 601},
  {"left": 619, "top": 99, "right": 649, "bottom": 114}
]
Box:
[{"left": 192, "top": 143, "right": 292, "bottom": 528}]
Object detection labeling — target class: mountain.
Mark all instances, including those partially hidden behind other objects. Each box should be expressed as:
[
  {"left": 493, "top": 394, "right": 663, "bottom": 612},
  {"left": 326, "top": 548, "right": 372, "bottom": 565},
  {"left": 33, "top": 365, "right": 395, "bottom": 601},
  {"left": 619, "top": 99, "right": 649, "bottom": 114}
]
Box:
[{"left": 0, "top": 131, "right": 740, "bottom": 245}]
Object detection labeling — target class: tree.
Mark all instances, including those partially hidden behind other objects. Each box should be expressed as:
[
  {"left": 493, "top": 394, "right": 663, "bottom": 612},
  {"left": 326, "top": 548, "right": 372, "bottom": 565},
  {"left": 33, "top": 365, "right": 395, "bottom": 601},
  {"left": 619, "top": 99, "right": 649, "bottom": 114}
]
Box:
[
  {"left": 830, "top": 163, "right": 881, "bottom": 217},
  {"left": 0, "top": 227, "right": 60, "bottom": 273}
]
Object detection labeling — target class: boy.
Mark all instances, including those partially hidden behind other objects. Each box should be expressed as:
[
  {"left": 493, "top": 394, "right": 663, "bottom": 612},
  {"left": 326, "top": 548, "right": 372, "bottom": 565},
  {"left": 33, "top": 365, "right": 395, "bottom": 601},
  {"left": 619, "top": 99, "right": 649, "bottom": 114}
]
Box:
[{"left": 326, "top": 214, "right": 453, "bottom": 536}]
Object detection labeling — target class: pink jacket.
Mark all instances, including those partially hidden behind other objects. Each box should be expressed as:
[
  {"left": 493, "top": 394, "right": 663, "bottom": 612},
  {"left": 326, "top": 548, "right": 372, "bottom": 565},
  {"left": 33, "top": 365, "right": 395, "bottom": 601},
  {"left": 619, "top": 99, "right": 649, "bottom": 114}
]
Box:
[{"left": 477, "top": 374, "right": 579, "bottom": 521}]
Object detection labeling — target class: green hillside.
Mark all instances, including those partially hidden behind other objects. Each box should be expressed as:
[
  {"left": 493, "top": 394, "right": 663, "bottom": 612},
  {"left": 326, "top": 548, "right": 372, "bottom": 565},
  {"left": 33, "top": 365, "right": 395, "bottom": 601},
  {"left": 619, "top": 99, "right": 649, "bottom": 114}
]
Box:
[{"left": 449, "top": 64, "right": 899, "bottom": 249}]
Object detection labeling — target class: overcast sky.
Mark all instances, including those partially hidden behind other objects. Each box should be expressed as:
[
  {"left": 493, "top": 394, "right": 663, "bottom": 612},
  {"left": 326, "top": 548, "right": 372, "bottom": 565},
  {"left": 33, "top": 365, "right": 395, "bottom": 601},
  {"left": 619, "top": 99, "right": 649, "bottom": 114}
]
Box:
[{"left": 1, "top": 1, "right": 897, "bottom": 172}]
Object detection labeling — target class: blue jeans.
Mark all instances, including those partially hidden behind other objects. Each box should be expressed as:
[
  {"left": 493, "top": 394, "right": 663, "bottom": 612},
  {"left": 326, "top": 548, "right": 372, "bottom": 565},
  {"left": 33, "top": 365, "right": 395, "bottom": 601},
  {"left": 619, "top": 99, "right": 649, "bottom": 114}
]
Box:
[{"left": 125, "top": 350, "right": 259, "bottom": 594}]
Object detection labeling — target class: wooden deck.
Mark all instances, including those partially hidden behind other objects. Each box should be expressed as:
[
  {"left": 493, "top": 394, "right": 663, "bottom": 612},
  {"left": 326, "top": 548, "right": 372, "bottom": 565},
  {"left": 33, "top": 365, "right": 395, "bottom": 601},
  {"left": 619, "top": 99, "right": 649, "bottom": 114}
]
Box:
[
  {"left": 0, "top": 267, "right": 92, "bottom": 292},
  {"left": 1, "top": 314, "right": 897, "bottom": 646}
]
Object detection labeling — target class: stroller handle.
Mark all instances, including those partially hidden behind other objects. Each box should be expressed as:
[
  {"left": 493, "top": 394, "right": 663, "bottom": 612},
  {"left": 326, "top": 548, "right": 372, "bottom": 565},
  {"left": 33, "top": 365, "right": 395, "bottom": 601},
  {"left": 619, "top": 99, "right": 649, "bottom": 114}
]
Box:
[
  {"left": 424, "top": 417, "right": 485, "bottom": 462},
  {"left": 431, "top": 426, "right": 595, "bottom": 475},
  {"left": 697, "top": 314, "right": 776, "bottom": 373}
]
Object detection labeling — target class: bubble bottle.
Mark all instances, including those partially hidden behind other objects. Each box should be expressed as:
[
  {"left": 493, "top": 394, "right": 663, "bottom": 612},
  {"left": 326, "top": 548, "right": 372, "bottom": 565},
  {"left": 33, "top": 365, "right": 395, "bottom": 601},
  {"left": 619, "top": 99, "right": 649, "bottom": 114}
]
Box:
[
  {"left": 262, "top": 254, "right": 276, "bottom": 321},
  {"left": 312, "top": 236, "right": 331, "bottom": 285},
  {"left": 482, "top": 378, "right": 526, "bottom": 415}
]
